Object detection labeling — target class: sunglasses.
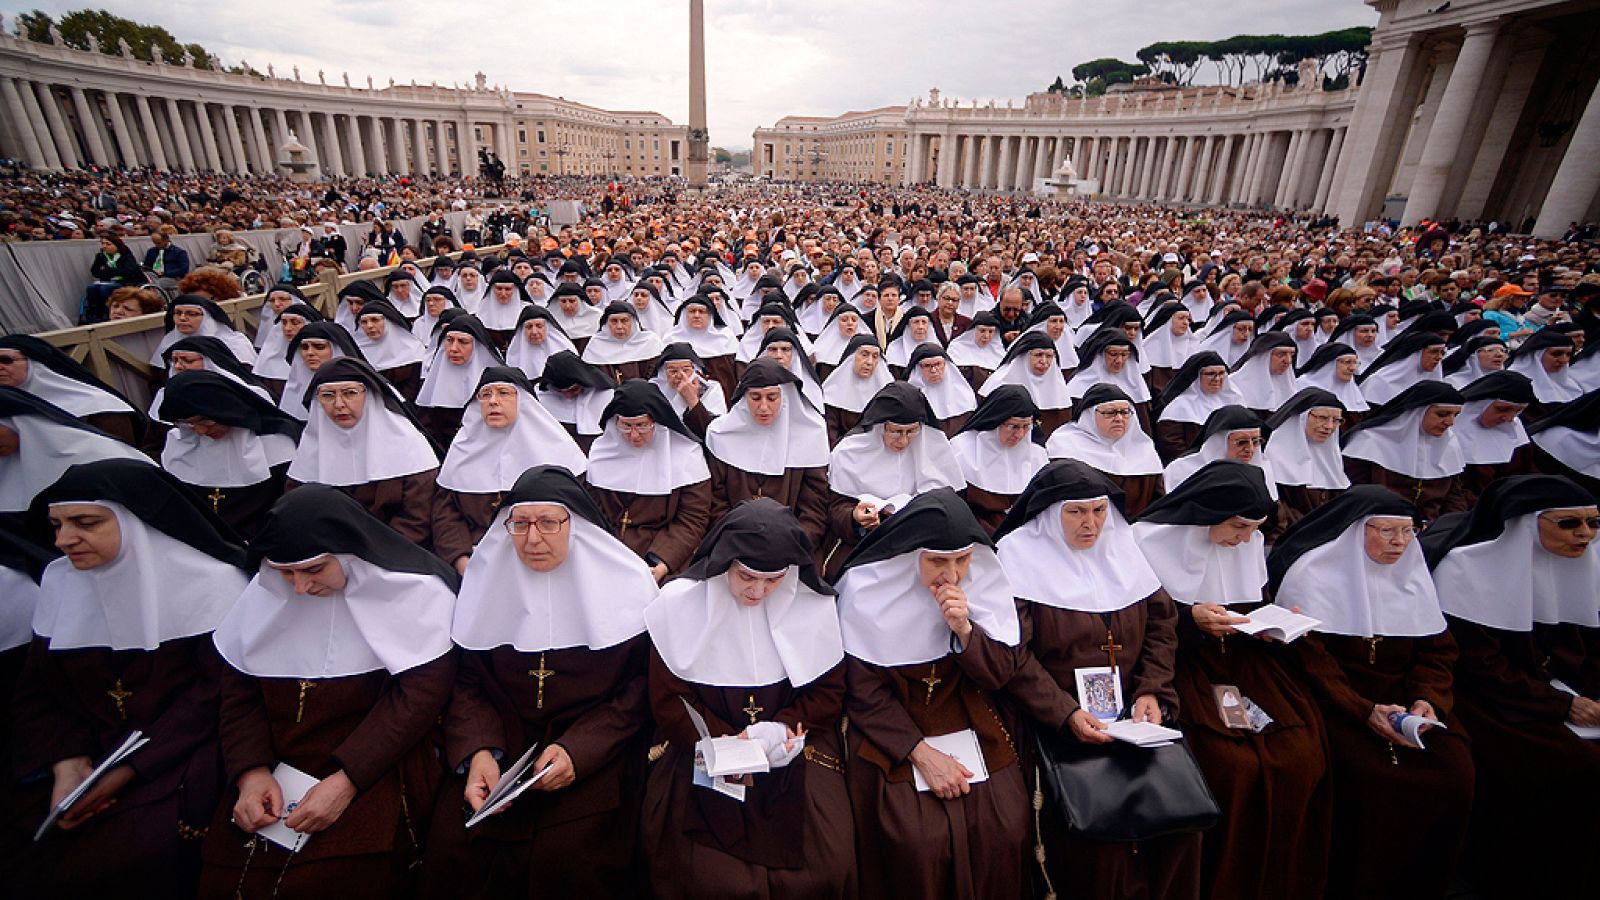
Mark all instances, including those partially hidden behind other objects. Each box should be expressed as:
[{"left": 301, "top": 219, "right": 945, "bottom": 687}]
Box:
[{"left": 1540, "top": 514, "right": 1600, "bottom": 531}]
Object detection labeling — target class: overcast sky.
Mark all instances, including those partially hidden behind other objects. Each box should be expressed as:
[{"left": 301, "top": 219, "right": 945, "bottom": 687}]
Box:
[{"left": 9, "top": 1, "right": 1379, "bottom": 150}]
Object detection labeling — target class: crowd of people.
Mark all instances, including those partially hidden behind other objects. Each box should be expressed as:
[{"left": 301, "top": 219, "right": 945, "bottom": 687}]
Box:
[{"left": 0, "top": 177, "right": 1597, "bottom": 900}]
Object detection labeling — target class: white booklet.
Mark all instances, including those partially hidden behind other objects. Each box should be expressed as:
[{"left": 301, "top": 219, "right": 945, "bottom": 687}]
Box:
[
  {"left": 465, "top": 743, "right": 555, "bottom": 828},
  {"left": 681, "top": 698, "right": 769, "bottom": 802},
  {"left": 257, "top": 762, "right": 320, "bottom": 851},
  {"left": 1104, "top": 719, "right": 1184, "bottom": 747},
  {"left": 1232, "top": 605, "right": 1321, "bottom": 643},
  {"left": 1552, "top": 679, "right": 1600, "bottom": 740},
  {"left": 34, "top": 730, "right": 149, "bottom": 841},
  {"left": 914, "top": 729, "right": 990, "bottom": 792},
  {"left": 1389, "top": 713, "right": 1446, "bottom": 749}
]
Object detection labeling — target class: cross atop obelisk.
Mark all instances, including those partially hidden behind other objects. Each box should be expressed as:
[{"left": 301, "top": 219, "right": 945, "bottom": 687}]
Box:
[{"left": 686, "top": 0, "right": 709, "bottom": 186}]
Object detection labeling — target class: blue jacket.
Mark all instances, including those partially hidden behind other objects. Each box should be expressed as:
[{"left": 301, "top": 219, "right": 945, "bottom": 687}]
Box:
[{"left": 143, "top": 244, "right": 191, "bottom": 279}]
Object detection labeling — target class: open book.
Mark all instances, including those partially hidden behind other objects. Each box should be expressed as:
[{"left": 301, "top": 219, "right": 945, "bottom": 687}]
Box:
[
  {"left": 1232, "top": 605, "right": 1321, "bottom": 643},
  {"left": 681, "top": 698, "right": 769, "bottom": 802},
  {"left": 1552, "top": 679, "right": 1600, "bottom": 740},
  {"left": 1104, "top": 720, "right": 1184, "bottom": 748},
  {"left": 35, "top": 731, "right": 149, "bottom": 841},
  {"left": 465, "top": 744, "right": 555, "bottom": 828},
  {"left": 1387, "top": 712, "right": 1446, "bottom": 749}
]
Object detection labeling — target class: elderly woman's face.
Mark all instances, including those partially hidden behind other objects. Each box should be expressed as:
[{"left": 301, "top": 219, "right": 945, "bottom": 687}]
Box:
[
  {"left": 1060, "top": 499, "right": 1110, "bottom": 550},
  {"left": 1208, "top": 516, "right": 1263, "bottom": 547},
  {"left": 1363, "top": 517, "right": 1416, "bottom": 565},
  {"left": 1536, "top": 507, "right": 1599, "bottom": 559}
]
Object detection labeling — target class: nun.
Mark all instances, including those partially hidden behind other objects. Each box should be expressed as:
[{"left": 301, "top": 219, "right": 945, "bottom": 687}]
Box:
[
  {"left": 1065, "top": 329, "right": 1152, "bottom": 432},
  {"left": 1268, "top": 487, "right": 1475, "bottom": 900},
  {"left": 155, "top": 334, "right": 274, "bottom": 416},
  {"left": 1141, "top": 301, "right": 1196, "bottom": 396},
  {"left": 430, "top": 465, "right": 655, "bottom": 899},
  {"left": 1443, "top": 335, "right": 1509, "bottom": 389},
  {"left": 1228, "top": 332, "right": 1300, "bottom": 417},
  {"left": 1045, "top": 383, "right": 1166, "bottom": 517},
  {"left": 1329, "top": 315, "right": 1383, "bottom": 367},
  {"left": 1, "top": 387, "right": 149, "bottom": 517},
  {"left": 548, "top": 284, "right": 602, "bottom": 347},
  {"left": 200, "top": 486, "right": 457, "bottom": 899},
  {"left": 979, "top": 332, "right": 1074, "bottom": 438},
  {"left": 287, "top": 358, "right": 441, "bottom": 547},
  {"left": 384, "top": 269, "right": 423, "bottom": 319},
  {"left": 823, "top": 383, "right": 966, "bottom": 578},
  {"left": 810, "top": 302, "right": 864, "bottom": 379},
  {"left": 1019, "top": 303, "right": 1081, "bottom": 375},
  {"left": 906, "top": 344, "right": 977, "bottom": 436},
  {"left": 626, "top": 281, "right": 673, "bottom": 336},
  {"left": 1263, "top": 387, "right": 1351, "bottom": 533},
  {"left": 252, "top": 283, "right": 301, "bottom": 351},
  {"left": 1296, "top": 342, "right": 1369, "bottom": 429},
  {"left": 354, "top": 299, "right": 428, "bottom": 401},
  {"left": 278, "top": 322, "right": 364, "bottom": 421},
  {"left": 756, "top": 327, "right": 826, "bottom": 411},
  {"left": 651, "top": 343, "right": 729, "bottom": 437},
  {"left": 158, "top": 371, "right": 302, "bottom": 539},
  {"left": 455, "top": 261, "right": 488, "bottom": 312},
  {"left": 949, "top": 385, "right": 1047, "bottom": 535},
  {"left": 13, "top": 459, "right": 246, "bottom": 896},
  {"left": 479, "top": 271, "right": 533, "bottom": 351},
  {"left": 946, "top": 311, "right": 1006, "bottom": 392},
  {"left": 411, "top": 286, "right": 461, "bottom": 347},
  {"left": 584, "top": 380, "right": 713, "bottom": 582},
  {"left": 0, "top": 527, "right": 54, "bottom": 807},
  {"left": 1153, "top": 351, "right": 1244, "bottom": 462},
  {"left": 640, "top": 498, "right": 851, "bottom": 899},
  {"left": 821, "top": 335, "right": 890, "bottom": 445},
  {"left": 416, "top": 315, "right": 504, "bottom": 447},
  {"left": 663, "top": 295, "right": 740, "bottom": 396},
  {"left": 149, "top": 294, "right": 257, "bottom": 367},
  {"left": 1506, "top": 329, "right": 1581, "bottom": 422},
  {"left": 1341, "top": 381, "right": 1471, "bottom": 522},
  {"left": 737, "top": 303, "right": 811, "bottom": 365},
  {"left": 332, "top": 281, "right": 385, "bottom": 338},
  {"left": 582, "top": 302, "right": 665, "bottom": 385},
  {"left": 703, "top": 360, "right": 833, "bottom": 550},
  {"left": 0, "top": 334, "right": 148, "bottom": 448},
  {"left": 501, "top": 304, "right": 573, "bottom": 382},
  {"left": 991, "top": 461, "right": 1197, "bottom": 900},
  {"left": 1525, "top": 388, "right": 1600, "bottom": 496},
  {"left": 1356, "top": 331, "right": 1448, "bottom": 406},
  {"left": 1454, "top": 371, "right": 1535, "bottom": 502},
  {"left": 1163, "top": 405, "right": 1278, "bottom": 500},
  {"left": 433, "top": 368, "right": 587, "bottom": 574},
  {"left": 1194, "top": 310, "right": 1255, "bottom": 367},
  {"left": 1131, "top": 461, "right": 1333, "bottom": 900},
  {"left": 837, "top": 490, "right": 1030, "bottom": 900},
  {"left": 253, "top": 293, "right": 323, "bottom": 391},
  {"left": 1272, "top": 308, "right": 1322, "bottom": 362},
  {"left": 535, "top": 351, "right": 616, "bottom": 454},
  {"left": 884, "top": 307, "right": 939, "bottom": 377},
  {"left": 1423, "top": 475, "right": 1600, "bottom": 899}
]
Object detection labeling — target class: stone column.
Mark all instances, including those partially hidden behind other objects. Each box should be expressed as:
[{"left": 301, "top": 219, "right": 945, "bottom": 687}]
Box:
[
  {"left": 160, "top": 97, "right": 194, "bottom": 171},
  {"left": 1280, "top": 130, "right": 1312, "bottom": 208},
  {"left": 972, "top": 136, "right": 989, "bottom": 190},
  {"left": 102, "top": 92, "right": 139, "bottom": 167},
  {"left": 221, "top": 106, "right": 248, "bottom": 174},
  {"left": 321, "top": 112, "right": 346, "bottom": 176},
  {"left": 344, "top": 115, "right": 369, "bottom": 176},
  {"left": 1401, "top": 21, "right": 1501, "bottom": 225},
  {"left": 1083, "top": 137, "right": 1101, "bottom": 190},
  {"left": 1206, "top": 135, "right": 1235, "bottom": 204},
  {"left": 1332, "top": 36, "right": 1427, "bottom": 224},
  {"left": 1136, "top": 136, "right": 1159, "bottom": 198},
  {"left": 460, "top": 118, "right": 477, "bottom": 175},
  {"left": 1455, "top": 33, "right": 1546, "bottom": 220},
  {"left": 407, "top": 120, "right": 424, "bottom": 174},
  {"left": 36, "top": 83, "right": 81, "bottom": 169},
  {"left": 67, "top": 87, "right": 111, "bottom": 166},
  {"left": 1532, "top": 75, "right": 1600, "bottom": 237},
  {"left": 129, "top": 94, "right": 166, "bottom": 170},
  {"left": 193, "top": 103, "right": 222, "bottom": 171},
  {"left": 1190, "top": 135, "right": 1216, "bottom": 203},
  {"left": 1272, "top": 130, "right": 1305, "bottom": 207},
  {"left": 1313, "top": 128, "right": 1346, "bottom": 211},
  {"left": 902, "top": 130, "right": 920, "bottom": 186},
  {"left": 1, "top": 78, "right": 50, "bottom": 169},
  {"left": 1174, "top": 136, "right": 1199, "bottom": 203},
  {"left": 1247, "top": 132, "right": 1279, "bottom": 205},
  {"left": 249, "top": 109, "right": 274, "bottom": 173}
]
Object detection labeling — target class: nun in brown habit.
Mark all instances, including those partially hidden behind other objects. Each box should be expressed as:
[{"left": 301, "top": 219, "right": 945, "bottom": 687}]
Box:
[
  {"left": 948, "top": 385, "right": 1048, "bottom": 535},
  {"left": 1341, "top": 381, "right": 1473, "bottom": 523},
  {"left": 1045, "top": 383, "right": 1166, "bottom": 518}
]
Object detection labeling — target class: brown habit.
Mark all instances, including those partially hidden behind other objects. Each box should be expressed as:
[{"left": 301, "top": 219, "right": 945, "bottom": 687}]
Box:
[
  {"left": 1341, "top": 459, "right": 1471, "bottom": 523},
  {"left": 286, "top": 469, "right": 439, "bottom": 549},
  {"left": 705, "top": 457, "right": 831, "bottom": 550},
  {"left": 586, "top": 480, "right": 715, "bottom": 574},
  {"left": 430, "top": 488, "right": 502, "bottom": 569}
]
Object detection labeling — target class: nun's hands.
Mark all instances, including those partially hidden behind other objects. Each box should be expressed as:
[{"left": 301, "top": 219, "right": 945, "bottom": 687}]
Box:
[
  {"left": 48, "top": 756, "right": 93, "bottom": 812},
  {"left": 232, "top": 767, "right": 284, "bottom": 833},
  {"left": 1367, "top": 704, "right": 1417, "bottom": 748},
  {"left": 464, "top": 750, "right": 502, "bottom": 813},
  {"left": 1193, "top": 603, "right": 1249, "bottom": 638},
  {"left": 1568, "top": 696, "right": 1600, "bottom": 728},
  {"left": 286, "top": 770, "right": 356, "bottom": 833},
  {"left": 532, "top": 744, "right": 575, "bottom": 792},
  {"left": 650, "top": 562, "right": 670, "bottom": 584},
  {"left": 852, "top": 501, "right": 881, "bottom": 529},
  {"left": 60, "top": 764, "right": 135, "bottom": 829},
  {"left": 1067, "top": 710, "right": 1114, "bottom": 745},
  {"left": 1408, "top": 700, "right": 1437, "bottom": 721},
  {"left": 934, "top": 583, "right": 972, "bottom": 641},
  {"left": 910, "top": 740, "right": 973, "bottom": 800},
  {"left": 454, "top": 555, "right": 471, "bottom": 575},
  {"left": 670, "top": 372, "right": 701, "bottom": 407},
  {"left": 1132, "top": 695, "right": 1163, "bottom": 726}
]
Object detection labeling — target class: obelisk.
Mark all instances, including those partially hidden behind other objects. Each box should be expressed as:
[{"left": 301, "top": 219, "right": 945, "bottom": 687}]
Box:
[{"left": 686, "top": 0, "right": 709, "bottom": 186}]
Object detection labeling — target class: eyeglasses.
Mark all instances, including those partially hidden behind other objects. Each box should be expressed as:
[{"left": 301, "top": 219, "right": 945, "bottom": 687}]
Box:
[
  {"left": 1364, "top": 522, "right": 1418, "bottom": 541},
  {"left": 617, "top": 420, "right": 656, "bottom": 436},
  {"left": 1095, "top": 408, "right": 1134, "bottom": 419},
  {"left": 505, "top": 514, "right": 570, "bottom": 535},
  {"left": 884, "top": 424, "right": 923, "bottom": 440},
  {"left": 0, "top": 354, "right": 24, "bottom": 365},
  {"left": 1540, "top": 514, "right": 1600, "bottom": 531}
]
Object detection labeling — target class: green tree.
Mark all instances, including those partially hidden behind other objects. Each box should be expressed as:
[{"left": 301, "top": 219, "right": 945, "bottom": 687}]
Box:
[
  {"left": 1047, "top": 75, "right": 1067, "bottom": 94},
  {"left": 17, "top": 8, "right": 217, "bottom": 69}
]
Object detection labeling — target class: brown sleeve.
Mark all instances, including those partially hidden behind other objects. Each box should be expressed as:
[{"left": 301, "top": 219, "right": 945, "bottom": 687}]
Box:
[
  {"left": 125, "top": 638, "right": 224, "bottom": 783},
  {"left": 1153, "top": 419, "right": 1189, "bottom": 461},
  {"left": 1441, "top": 476, "right": 1473, "bottom": 516},
  {"left": 442, "top": 650, "right": 508, "bottom": 772},
  {"left": 389, "top": 468, "right": 439, "bottom": 548},
  {"left": 649, "top": 649, "right": 736, "bottom": 745},
  {"left": 554, "top": 637, "right": 652, "bottom": 779},
  {"left": 706, "top": 458, "right": 732, "bottom": 526},
  {"left": 681, "top": 401, "right": 715, "bottom": 439},
  {"left": 1403, "top": 630, "right": 1459, "bottom": 716},
  {"left": 430, "top": 489, "right": 477, "bottom": 569},
  {"left": 644, "top": 479, "right": 714, "bottom": 573},
  {"left": 1294, "top": 635, "right": 1373, "bottom": 723},
  {"left": 824, "top": 489, "right": 859, "bottom": 547},
  {"left": 1449, "top": 618, "right": 1572, "bottom": 722},
  {"left": 218, "top": 663, "right": 278, "bottom": 786},
  {"left": 1548, "top": 623, "right": 1600, "bottom": 700},
  {"left": 1130, "top": 590, "right": 1182, "bottom": 715},
  {"left": 951, "top": 621, "right": 1021, "bottom": 691},
  {"left": 844, "top": 657, "right": 925, "bottom": 764},
  {"left": 771, "top": 662, "right": 845, "bottom": 732},
  {"left": 10, "top": 638, "right": 97, "bottom": 778},
  {"left": 793, "top": 466, "right": 832, "bottom": 548},
  {"left": 331, "top": 651, "right": 458, "bottom": 791},
  {"left": 1003, "top": 603, "right": 1078, "bottom": 730},
  {"left": 1343, "top": 457, "right": 1377, "bottom": 487}
]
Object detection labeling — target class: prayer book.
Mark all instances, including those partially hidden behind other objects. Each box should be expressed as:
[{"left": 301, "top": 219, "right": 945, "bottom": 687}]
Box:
[
  {"left": 1551, "top": 680, "right": 1600, "bottom": 740},
  {"left": 1386, "top": 712, "right": 1446, "bottom": 749},
  {"left": 914, "top": 729, "right": 990, "bottom": 792},
  {"left": 258, "top": 763, "right": 320, "bottom": 850},
  {"left": 34, "top": 730, "right": 149, "bottom": 841},
  {"left": 681, "top": 698, "right": 769, "bottom": 802},
  {"left": 466, "top": 744, "right": 555, "bottom": 828},
  {"left": 1232, "top": 605, "right": 1321, "bottom": 643},
  {"left": 857, "top": 492, "right": 914, "bottom": 517},
  {"left": 1104, "top": 720, "right": 1184, "bottom": 748}
]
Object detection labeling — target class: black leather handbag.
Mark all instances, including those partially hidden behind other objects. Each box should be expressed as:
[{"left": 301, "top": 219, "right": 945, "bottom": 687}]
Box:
[{"left": 1035, "top": 728, "right": 1221, "bottom": 842}]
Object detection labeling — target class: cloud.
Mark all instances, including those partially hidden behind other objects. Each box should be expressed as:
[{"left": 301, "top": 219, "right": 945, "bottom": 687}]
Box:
[{"left": 6, "top": 0, "right": 1378, "bottom": 150}]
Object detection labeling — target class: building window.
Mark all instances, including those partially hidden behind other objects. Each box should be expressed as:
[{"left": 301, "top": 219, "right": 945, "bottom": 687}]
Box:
[
  {"left": 519, "top": 129, "right": 527, "bottom": 143},
  {"left": 537, "top": 130, "right": 545, "bottom": 143}
]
